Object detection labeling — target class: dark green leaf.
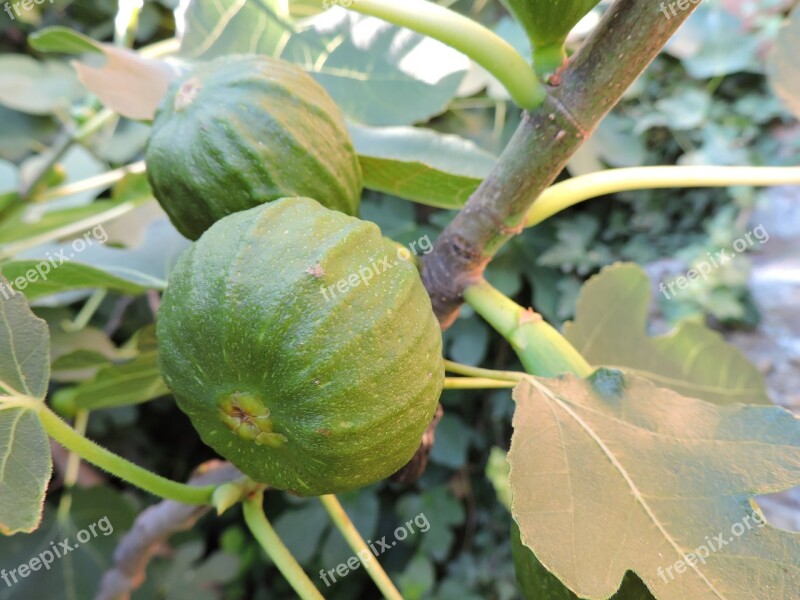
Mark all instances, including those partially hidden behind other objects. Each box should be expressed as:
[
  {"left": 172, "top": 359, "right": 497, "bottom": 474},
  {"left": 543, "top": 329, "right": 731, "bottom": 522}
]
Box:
[
  {"left": 349, "top": 123, "right": 494, "bottom": 208},
  {"left": 0, "top": 275, "right": 51, "bottom": 534}
]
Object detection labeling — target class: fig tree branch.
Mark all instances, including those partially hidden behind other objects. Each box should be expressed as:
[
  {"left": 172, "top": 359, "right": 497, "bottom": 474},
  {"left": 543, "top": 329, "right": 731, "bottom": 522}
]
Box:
[{"left": 422, "top": 0, "right": 701, "bottom": 328}]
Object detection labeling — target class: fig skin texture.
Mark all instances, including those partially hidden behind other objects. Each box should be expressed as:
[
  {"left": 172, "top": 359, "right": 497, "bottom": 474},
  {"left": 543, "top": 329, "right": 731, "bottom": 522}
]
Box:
[
  {"left": 157, "top": 198, "right": 444, "bottom": 496},
  {"left": 146, "top": 54, "right": 362, "bottom": 240}
]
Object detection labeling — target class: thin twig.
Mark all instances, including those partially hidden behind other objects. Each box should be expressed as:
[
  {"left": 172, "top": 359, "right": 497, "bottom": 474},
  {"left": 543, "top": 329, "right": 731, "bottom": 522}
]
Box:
[{"left": 95, "top": 461, "right": 242, "bottom": 600}]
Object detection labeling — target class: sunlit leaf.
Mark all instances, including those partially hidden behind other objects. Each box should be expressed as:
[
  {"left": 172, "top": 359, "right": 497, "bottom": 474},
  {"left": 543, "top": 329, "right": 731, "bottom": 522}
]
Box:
[
  {"left": 511, "top": 521, "right": 656, "bottom": 600},
  {"left": 176, "top": 0, "right": 293, "bottom": 60},
  {"left": 28, "top": 26, "right": 104, "bottom": 54},
  {"left": 509, "top": 371, "right": 800, "bottom": 600},
  {"left": 282, "top": 10, "right": 469, "bottom": 126}
]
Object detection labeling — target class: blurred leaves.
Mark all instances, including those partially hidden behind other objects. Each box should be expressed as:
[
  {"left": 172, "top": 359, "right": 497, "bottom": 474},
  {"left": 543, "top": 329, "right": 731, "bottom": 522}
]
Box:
[
  {"left": 0, "top": 56, "right": 84, "bottom": 115},
  {"left": 51, "top": 325, "right": 168, "bottom": 416},
  {"left": 135, "top": 540, "right": 240, "bottom": 600},
  {"left": 30, "top": 26, "right": 181, "bottom": 121},
  {"left": 767, "top": 4, "right": 800, "bottom": 119},
  {"left": 665, "top": 5, "right": 761, "bottom": 78},
  {"left": 7, "top": 218, "right": 190, "bottom": 304}
]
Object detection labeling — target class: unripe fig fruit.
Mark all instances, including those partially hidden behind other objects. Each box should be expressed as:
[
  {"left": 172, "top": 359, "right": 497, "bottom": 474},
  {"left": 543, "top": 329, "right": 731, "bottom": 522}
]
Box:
[
  {"left": 146, "top": 54, "right": 363, "bottom": 240},
  {"left": 157, "top": 198, "right": 444, "bottom": 495}
]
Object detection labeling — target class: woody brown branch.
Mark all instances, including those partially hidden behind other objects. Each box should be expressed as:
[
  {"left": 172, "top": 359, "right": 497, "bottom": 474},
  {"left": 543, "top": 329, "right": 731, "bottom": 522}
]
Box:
[{"left": 422, "top": 0, "right": 700, "bottom": 329}]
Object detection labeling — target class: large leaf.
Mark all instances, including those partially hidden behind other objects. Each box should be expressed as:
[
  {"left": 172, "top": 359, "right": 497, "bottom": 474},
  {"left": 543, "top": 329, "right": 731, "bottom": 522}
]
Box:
[
  {"left": 767, "top": 5, "right": 800, "bottom": 119},
  {"left": 176, "top": 0, "right": 294, "bottom": 60},
  {"left": 349, "top": 123, "right": 494, "bottom": 208},
  {"left": 509, "top": 370, "right": 800, "bottom": 600},
  {"left": 282, "top": 10, "right": 469, "bottom": 126},
  {"left": 563, "top": 263, "right": 770, "bottom": 405},
  {"left": 0, "top": 275, "right": 52, "bottom": 535}
]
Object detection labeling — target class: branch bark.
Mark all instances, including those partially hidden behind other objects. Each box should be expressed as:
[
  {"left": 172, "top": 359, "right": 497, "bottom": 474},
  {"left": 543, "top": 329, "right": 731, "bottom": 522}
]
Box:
[
  {"left": 95, "top": 460, "right": 242, "bottom": 600},
  {"left": 422, "top": 0, "right": 700, "bottom": 328}
]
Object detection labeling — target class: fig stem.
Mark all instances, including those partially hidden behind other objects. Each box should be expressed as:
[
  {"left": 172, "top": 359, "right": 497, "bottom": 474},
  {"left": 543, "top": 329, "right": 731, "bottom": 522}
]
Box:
[
  {"left": 55, "top": 409, "right": 90, "bottom": 524},
  {"left": 36, "top": 160, "right": 146, "bottom": 203},
  {"left": 444, "top": 360, "right": 524, "bottom": 382},
  {"left": 243, "top": 490, "right": 325, "bottom": 600},
  {"left": 319, "top": 494, "right": 403, "bottom": 600},
  {"left": 347, "top": 0, "right": 545, "bottom": 110},
  {"left": 526, "top": 165, "right": 800, "bottom": 228},
  {"left": 444, "top": 377, "right": 517, "bottom": 390},
  {"left": 463, "top": 279, "right": 592, "bottom": 378},
  {"left": 39, "top": 405, "right": 216, "bottom": 505}
]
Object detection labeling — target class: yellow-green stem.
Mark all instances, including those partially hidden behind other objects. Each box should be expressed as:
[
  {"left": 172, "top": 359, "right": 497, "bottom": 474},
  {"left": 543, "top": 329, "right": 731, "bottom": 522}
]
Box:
[
  {"left": 63, "top": 290, "right": 108, "bottom": 333},
  {"left": 464, "top": 280, "right": 592, "bottom": 378},
  {"left": 348, "top": 0, "right": 544, "bottom": 110},
  {"left": 444, "top": 377, "right": 517, "bottom": 389},
  {"left": 114, "top": 0, "right": 144, "bottom": 48},
  {"left": 37, "top": 160, "right": 146, "bottom": 203},
  {"left": 319, "top": 494, "right": 403, "bottom": 600},
  {"left": 39, "top": 405, "right": 215, "bottom": 505},
  {"left": 243, "top": 491, "right": 325, "bottom": 600},
  {"left": 444, "top": 359, "right": 524, "bottom": 382},
  {"left": 526, "top": 166, "right": 800, "bottom": 227},
  {"left": 56, "top": 409, "right": 90, "bottom": 523}
]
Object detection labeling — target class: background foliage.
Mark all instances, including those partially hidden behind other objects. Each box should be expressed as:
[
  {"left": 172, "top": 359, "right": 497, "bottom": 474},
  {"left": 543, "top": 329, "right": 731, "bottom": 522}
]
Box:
[{"left": 0, "top": 0, "right": 798, "bottom": 598}]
